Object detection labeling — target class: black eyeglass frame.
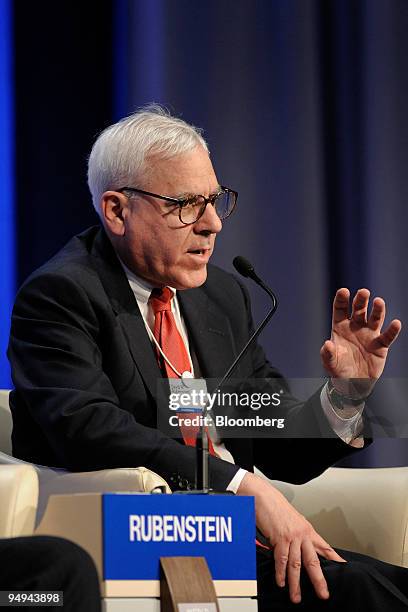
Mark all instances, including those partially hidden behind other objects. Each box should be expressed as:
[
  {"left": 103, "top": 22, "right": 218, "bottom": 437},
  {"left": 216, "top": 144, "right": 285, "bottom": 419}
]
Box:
[{"left": 117, "top": 185, "right": 238, "bottom": 225}]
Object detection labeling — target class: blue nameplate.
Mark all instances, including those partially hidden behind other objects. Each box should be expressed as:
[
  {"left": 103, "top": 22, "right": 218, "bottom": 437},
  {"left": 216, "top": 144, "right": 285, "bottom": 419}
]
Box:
[{"left": 102, "top": 493, "right": 256, "bottom": 595}]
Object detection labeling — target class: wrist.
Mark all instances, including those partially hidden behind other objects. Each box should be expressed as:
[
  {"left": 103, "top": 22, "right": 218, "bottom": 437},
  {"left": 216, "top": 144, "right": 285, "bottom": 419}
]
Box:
[
  {"left": 236, "top": 471, "right": 260, "bottom": 495},
  {"left": 328, "top": 378, "right": 373, "bottom": 409},
  {"left": 236, "top": 472, "right": 286, "bottom": 506},
  {"left": 237, "top": 471, "right": 273, "bottom": 497}
]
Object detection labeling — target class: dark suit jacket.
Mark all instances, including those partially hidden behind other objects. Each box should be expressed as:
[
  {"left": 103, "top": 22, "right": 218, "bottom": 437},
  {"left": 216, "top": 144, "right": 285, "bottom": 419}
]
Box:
[{"left": 8, "top": 226, "right": 359, "bottom": 490}]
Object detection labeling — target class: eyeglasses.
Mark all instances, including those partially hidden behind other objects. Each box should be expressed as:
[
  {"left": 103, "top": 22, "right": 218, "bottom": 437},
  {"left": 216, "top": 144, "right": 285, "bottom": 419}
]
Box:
[{"left": 117, "top": 185, "right": 238, "bottom": 225}]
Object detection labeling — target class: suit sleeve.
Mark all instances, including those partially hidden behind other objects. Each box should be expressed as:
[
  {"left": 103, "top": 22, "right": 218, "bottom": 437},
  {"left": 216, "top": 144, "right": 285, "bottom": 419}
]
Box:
[{"left": 8, "top": 272, "right": 239, "bottom": 490}]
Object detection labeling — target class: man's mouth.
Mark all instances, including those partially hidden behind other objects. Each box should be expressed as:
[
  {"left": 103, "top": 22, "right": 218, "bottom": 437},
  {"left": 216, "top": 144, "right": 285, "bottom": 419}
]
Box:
[
  {"left": 186, "top": 247, "right": 212, "bottom": 261},
  {"left": 188, "top": 248, "right": 210, "bottom": 255}
]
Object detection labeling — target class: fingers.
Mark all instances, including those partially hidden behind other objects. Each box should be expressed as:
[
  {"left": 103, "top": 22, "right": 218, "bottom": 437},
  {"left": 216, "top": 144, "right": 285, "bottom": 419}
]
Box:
[
  {"left": 371, "top": 319, "right": 402, "bottom": 350},
  {"left": 288, "top": 539, "right": 302, "bottom": 603},
  {"left": 332, "top": 288, "right": 350, "bottom": 325},
  {"left": 334, "top": 288, "right": 400, "bottom": 337},
  {"left": 368, "top": 297, "right": 386, "bottom": 331},
  {"left": 314, "top": 535, "right": 347, "bottom": 563},
  {"left": 320, "top": 340, "right": 338, "bottom": 375},
  {"left": 277, "top": 536, "right": 340, "bottom": 604},
  {"left": 301, "top": 539, "right": 330, "bottom": 601},
  {"left": 320, "top": 340, "right": 337, "bottom": 363},
  {"left": 274, "top": 541, "right": 289, "bottom": 589},
  {"left": 351, "top": 288, "right": 370, "bottom": 325}
]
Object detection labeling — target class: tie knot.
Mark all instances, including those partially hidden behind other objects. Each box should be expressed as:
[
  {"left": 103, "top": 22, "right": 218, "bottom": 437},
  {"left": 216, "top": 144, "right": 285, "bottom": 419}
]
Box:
[{"left": 149, "top": 287, "right": 173, "bottom": 313}]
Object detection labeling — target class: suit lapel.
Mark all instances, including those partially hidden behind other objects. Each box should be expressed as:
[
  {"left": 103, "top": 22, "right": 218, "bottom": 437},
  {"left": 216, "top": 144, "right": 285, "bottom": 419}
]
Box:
[
  {"left": 178, "top": 288, "right": 236, "bottom": 382},
  {"left": 91, "top": 228, "right": 163, "bottom": 400},
  {"left": 179, "top": 287, "right": 253, "bottom": 466}
]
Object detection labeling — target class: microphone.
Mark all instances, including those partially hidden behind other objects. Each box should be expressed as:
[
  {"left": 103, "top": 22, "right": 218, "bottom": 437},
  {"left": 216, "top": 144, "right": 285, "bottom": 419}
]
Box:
[
  {"left": 194, "top": 257, "right": 279, "bottom": 492},
  {"left": 233, "top": 256, "right": 278, "bottom": 312},
  {"left": 232, "top": 255, "right": 256, "bottom": 278}
]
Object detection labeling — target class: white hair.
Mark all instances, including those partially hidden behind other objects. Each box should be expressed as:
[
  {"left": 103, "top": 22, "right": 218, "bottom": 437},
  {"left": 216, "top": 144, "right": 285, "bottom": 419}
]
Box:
[{"left": 87, "top": 104, "right": 209, "bottom": 212}]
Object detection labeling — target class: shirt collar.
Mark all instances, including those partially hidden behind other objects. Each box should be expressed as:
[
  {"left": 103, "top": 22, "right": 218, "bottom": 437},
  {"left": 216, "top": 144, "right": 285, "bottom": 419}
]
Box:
[{"left": 120, "top": 261, "right": 176, "bottom": 304}]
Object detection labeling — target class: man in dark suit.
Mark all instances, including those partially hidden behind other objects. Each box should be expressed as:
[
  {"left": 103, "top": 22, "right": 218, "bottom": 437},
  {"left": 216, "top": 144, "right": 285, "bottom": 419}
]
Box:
[{"left": 8, "top": 105, "right": 406, "bottom": 610}]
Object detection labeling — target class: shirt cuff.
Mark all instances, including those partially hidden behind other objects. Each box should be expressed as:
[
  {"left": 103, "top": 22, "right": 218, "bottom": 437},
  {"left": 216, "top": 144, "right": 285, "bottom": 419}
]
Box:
[
  {"left": 226, "top": 468, "right": 248, "bottom": 494},
  {"left": 321, "top": 383, "right": 364, "bottom": 444}
]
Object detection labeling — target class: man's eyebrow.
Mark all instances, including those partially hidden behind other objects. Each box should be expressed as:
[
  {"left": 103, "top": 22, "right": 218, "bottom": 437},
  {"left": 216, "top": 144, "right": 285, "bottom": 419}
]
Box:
[
  {"left": 173, "top": 191, "right": 193, "bottom": 199},
  {"left": 174, "top": 185, "right": 222, "bottom": 199}
]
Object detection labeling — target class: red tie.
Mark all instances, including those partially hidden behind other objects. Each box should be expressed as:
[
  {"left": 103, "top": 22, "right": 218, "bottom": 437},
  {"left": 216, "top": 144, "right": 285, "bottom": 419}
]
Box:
[
  {"left": 149, "top": 287, "right": 191, "bottom": 378},
  {"left": 149, "top": 287, "right": 215, "bottom": 452}
]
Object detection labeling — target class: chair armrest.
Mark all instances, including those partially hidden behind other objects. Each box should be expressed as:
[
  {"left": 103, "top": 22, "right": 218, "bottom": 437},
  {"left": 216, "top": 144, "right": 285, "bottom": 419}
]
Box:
[
  {"left": 0, "top": 465, "right": 39, "bottom": 537},
  {"left": 35, "top": 466, "right": 171, "bottom": 525},
  {"left": 0, "top": 451, "right": 171, "bottom": 524},
  {"left": 265, "top": 467, "right": 408, "bottom": 568},
  {"left": 0, "top": 390, "right": 12, "bottom": 456}
]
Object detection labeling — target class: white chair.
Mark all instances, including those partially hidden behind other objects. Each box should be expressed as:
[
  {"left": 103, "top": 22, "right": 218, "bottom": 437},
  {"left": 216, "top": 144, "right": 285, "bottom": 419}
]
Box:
[
  {"left": 0, "top": 389, "right": 12, "bottom": 456},
  {"left": 0, "top": 390, "right": 170, "bottom": 525},
  {"left": 0, "top": 464, "right": 39, "bottom": 538},
  {"left": 267, "top": 466, "right": 408, "bottom": 568}
]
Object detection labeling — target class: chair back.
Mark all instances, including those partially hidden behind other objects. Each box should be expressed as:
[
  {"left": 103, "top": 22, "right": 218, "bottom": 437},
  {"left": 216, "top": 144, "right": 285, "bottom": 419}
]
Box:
[{"left": 0, "top": 389, "right": 12, "bottom": 455}]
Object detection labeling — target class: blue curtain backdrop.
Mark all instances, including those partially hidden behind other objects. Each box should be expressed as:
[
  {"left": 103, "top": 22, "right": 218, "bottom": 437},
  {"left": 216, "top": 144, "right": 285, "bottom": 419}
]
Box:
[
  {"left": 0, "top": 0, "right": 14, "bottom": 388},
  {"left": 2, "top": 0, "right": 408, "bottom": 466}
]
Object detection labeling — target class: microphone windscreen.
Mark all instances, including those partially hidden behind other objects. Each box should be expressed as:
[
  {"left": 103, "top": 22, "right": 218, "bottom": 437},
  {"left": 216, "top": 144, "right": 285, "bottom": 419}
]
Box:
[{"left": 233, "top": 256, "right": 255, "bottom": 278}]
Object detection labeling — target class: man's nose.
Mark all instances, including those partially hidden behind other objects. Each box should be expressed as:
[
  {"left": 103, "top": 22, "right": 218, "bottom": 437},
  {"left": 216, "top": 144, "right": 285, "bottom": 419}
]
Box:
[{"left": 194, "top": 201, "right": 223, "bottom": 234}]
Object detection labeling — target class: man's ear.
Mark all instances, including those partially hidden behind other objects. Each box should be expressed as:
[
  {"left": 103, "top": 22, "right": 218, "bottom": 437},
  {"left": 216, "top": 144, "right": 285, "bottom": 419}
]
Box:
[{"left": 100, "top": 191, "right": 128, "bottom": 236}]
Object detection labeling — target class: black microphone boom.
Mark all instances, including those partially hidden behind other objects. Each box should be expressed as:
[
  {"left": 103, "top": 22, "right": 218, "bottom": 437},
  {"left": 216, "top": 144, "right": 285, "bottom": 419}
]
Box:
[{"left": 194, "top": 257, "right": 278, "bottom": 491}]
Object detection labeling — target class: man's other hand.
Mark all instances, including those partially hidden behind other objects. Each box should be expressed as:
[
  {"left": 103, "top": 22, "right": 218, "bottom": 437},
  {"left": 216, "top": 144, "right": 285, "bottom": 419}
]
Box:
[{"left": 237, "top": 472, "right": 346, "bottom": 604}]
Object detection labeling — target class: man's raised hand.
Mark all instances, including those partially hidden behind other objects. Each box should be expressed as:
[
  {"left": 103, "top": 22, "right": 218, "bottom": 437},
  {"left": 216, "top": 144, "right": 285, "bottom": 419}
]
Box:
[{"left": 320, "top": 288, "right": 401, "bottom": 382}]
